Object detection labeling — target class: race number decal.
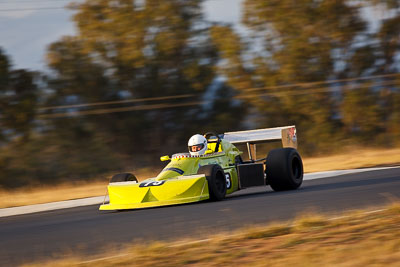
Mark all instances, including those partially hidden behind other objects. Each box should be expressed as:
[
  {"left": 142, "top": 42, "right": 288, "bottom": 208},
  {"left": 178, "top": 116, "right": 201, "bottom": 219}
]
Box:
[
  {"left": 139, "top": 180, "right": 166, "bottom": 187},
  {"left": 225, "top": 173, "right": 232, "bottom": 189}
]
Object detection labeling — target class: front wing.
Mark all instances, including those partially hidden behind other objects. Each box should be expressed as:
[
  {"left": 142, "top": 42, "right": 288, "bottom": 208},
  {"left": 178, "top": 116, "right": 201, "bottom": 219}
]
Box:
[{"left": 99, "top": 175, "right": 209, "bottom": 210}]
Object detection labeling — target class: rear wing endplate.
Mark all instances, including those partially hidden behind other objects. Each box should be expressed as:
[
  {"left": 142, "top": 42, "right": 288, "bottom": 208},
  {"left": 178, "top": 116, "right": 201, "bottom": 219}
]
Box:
[{"left": 223, "top": 126, "right": 297, "bottom": 160}]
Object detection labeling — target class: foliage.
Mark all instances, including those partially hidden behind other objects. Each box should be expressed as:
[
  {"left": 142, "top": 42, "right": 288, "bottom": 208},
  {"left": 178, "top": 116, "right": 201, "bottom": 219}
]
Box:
[
  {"left": 0, "top": 48, "right": 38, "bottom": 143},
  {"left": 213, "top": 0, "right": 400, "bottom": 153},
  {"left": 0, "top": 0, "right": 246, "bottom": 188},
  {"left": 1, "top": 0, "right": 400, "bottom": 187},
  {"left": 45, "top": 0, "right": 223, "bottom": 157}
]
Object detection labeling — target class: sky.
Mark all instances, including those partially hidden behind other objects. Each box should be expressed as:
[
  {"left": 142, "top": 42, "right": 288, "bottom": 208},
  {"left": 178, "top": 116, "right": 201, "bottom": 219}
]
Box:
[{"left": 0, "top": 0, "right": 243, "bottom": 71}]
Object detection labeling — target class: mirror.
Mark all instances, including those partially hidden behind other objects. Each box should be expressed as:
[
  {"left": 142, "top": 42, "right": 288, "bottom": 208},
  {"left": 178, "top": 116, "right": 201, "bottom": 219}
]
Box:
[{"left": 160, "top": 155, "right": 171, "bottom": 162}]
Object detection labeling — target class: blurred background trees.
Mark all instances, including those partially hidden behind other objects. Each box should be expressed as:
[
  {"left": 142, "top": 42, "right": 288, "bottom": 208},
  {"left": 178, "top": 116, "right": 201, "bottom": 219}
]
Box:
[
  {"left": 0, "top": 0, "right": 400, "bottom": 187},
  {"left": 212, "top": 0, "right": 400, "bottom": 153},
  {"left": 45, "top": 0, "right": 218, "bottom": 157}
]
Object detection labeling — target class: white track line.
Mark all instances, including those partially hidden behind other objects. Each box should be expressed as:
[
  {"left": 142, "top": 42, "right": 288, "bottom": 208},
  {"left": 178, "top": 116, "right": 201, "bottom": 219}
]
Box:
[
  {"left": 79, "top": 253, "right": 130, "bottom": 264},
  {"left": 303, "top": 166, "right": 399, "bottom": 181},
  {"left": 0, "top": 196, "right": 106, "bottom": 218},
  {"left": 0, "top": 166, "right": 399, "bottom": 218}
]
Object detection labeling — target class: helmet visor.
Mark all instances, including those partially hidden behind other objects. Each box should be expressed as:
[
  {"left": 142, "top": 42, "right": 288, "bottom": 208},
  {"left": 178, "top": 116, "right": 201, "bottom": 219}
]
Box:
[{"left": 188, "top": 143, "right": 205, "bottom": 152}]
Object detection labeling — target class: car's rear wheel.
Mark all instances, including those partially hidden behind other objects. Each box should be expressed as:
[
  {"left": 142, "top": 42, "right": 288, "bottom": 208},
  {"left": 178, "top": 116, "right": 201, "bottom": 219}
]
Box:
[
  {"left": 265, "top": 148, "right": 303, "bottom": 191},
  {"left": 110, "top": 173, "right": 138, "bottom": 183},
  {"left": 198, "top": 164, "right": 227, "bottom": 201}
]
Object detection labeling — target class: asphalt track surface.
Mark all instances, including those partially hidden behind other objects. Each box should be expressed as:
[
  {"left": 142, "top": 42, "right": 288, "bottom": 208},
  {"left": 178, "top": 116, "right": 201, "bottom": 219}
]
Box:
[{"left": 1, "top": 167, "right": 399, "bottom": 266}]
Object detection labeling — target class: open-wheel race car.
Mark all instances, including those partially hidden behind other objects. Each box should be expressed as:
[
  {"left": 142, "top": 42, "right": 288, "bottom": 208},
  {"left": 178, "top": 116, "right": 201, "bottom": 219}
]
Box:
[{"left": 99, "top": 125, "right": 303, "bottom": 210}]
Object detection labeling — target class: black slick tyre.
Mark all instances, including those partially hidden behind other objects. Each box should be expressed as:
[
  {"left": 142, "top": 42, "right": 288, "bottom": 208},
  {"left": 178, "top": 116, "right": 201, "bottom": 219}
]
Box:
[
  {"left": 266, "top": 148, "right": 303, "bottom": 191},
  {"left": 110, "top": 173, "right": 138, "bottom": 183},
  {"left": 198, "top": 164, "right": 227, "bottom": 201}
]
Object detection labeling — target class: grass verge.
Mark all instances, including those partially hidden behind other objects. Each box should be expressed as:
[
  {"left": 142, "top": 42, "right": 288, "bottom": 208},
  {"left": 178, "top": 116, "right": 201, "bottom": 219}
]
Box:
[
  {"left": 0, "top": 168, "right": 158, "bottom": 209},
  {"left": 1, "top": 147, "right": 400, "bottom": 208},
  {"left": 24, "top": 203, "right": 400, "bottom": 267}
]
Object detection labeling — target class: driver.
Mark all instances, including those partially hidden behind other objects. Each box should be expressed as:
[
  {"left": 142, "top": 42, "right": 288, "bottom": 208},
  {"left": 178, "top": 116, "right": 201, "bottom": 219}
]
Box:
[{"left": 188, "top": 134, "right": 207, "bottom": 156}]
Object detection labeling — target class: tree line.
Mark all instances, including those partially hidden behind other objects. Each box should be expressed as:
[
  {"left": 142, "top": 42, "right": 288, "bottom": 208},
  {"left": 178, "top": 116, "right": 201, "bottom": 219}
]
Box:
[{"left": 0, "top": 0, "right": 399, "bottom": 188}]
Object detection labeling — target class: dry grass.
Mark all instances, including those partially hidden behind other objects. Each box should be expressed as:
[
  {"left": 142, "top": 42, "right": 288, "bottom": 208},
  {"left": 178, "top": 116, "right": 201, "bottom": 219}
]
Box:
[
  {"left": 24, "top": 203, "right": 400, "bottom": 267},
  {"left": 303, "top": 147, "right": 400, "bottom": 173},
  {"left": 1, "top": 147, "right": 400, "bottom": 208}
]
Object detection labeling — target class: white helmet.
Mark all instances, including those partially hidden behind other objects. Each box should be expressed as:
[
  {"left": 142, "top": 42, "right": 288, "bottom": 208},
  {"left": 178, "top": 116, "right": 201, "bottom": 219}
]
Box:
[{"left": 188, "top": 134, "right": 207, "bottom": 156}]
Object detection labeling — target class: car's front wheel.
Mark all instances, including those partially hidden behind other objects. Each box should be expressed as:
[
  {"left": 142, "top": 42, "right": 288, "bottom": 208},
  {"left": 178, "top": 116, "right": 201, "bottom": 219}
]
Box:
[
  {"left": 198, "top": 164, "right": 227, "bottom": 201},
  {"left": 110, "top": 173, "right": 138, "bottom": 183}
]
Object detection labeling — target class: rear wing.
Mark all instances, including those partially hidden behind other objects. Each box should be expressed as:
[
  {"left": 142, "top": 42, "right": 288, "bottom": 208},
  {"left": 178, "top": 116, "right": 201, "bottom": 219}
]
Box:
[{"left": 223, "top": 126, "right": 297, "bottom": 160}]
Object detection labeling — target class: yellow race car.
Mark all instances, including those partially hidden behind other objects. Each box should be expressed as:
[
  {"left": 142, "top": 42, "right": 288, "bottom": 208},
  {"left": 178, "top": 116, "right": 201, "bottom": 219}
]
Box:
[{"left": 100, "top": 126, "right": 302, "bottom": 210}]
